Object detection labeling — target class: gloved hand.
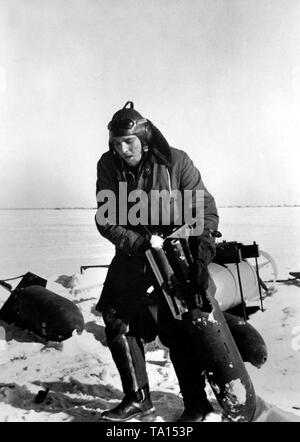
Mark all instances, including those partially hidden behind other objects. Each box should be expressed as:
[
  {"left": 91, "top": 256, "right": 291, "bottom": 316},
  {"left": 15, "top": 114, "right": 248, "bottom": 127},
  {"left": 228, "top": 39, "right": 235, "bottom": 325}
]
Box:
[
  {"left": 190, "top": 261, "right": 212, "bottom": 311},
  {"left": 194, "top": 260, "right": 209, "bottom": 294},
  {"left": 188, "top": 230, "right": 216, "bottom": 294},
  {"left": 102, "top": 307, "right": 129, "bottom": 344}
]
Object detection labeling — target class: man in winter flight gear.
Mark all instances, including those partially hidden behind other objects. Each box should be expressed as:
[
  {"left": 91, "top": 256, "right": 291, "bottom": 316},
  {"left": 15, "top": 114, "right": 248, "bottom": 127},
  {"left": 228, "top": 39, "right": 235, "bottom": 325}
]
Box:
[{"left": 95, "top": 101, "right": 219, "bottom": 422}]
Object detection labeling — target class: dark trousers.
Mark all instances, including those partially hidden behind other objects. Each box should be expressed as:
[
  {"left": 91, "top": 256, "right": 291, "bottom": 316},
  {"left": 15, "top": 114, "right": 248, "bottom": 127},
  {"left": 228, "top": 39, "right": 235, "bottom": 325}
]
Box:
[{"left": 97, "top": 254, "right": 207, "bottom": 400}]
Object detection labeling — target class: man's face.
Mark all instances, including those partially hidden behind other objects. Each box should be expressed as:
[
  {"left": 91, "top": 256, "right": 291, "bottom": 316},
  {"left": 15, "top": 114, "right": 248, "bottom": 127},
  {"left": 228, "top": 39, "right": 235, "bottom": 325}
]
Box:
[{"left": 111, "top": 135, "right": 142, "bottom": 167}]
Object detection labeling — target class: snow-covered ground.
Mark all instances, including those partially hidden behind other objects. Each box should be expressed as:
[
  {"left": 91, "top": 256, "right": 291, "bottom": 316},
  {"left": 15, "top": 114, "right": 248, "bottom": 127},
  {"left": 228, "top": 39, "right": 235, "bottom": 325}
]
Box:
[{"left": 0, "top": 208, "right": 300, "bottom": 422}]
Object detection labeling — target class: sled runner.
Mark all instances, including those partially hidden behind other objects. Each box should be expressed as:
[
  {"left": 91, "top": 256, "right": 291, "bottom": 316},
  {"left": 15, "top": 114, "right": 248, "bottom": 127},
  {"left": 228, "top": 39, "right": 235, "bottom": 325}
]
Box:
[
  {"left": 289, "top": 272, "right": 300, "bottom": 280},
  {"left": 267, "top": 272, "right": 300, "bottom": 285}
]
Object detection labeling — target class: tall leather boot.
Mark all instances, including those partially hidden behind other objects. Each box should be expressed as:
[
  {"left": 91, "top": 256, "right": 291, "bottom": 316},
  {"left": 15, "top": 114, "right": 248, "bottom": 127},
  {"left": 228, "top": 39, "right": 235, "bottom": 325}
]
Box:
[
  {"left": 101, "top": 385, "right": 155, "bottom": 421},
  {"left": 101, "top": 334, "right": 155, "bottom": 421}
]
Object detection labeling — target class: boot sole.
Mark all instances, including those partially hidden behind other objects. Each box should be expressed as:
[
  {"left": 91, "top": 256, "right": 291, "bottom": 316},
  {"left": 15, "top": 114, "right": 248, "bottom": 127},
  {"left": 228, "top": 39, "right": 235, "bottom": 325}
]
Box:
[{"left": 100, "top": 406, "right": 156, "bottom": 422}]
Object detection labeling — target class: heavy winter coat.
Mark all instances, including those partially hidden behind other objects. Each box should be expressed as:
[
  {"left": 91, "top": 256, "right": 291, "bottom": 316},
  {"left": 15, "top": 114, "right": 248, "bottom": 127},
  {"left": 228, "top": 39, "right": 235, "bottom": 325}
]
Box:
[
  {"left": 95, "top": 122, "right": 219, "bottom": 313},
  {"left": 96, "top": 128, "right": 218, "bottom": 251}
]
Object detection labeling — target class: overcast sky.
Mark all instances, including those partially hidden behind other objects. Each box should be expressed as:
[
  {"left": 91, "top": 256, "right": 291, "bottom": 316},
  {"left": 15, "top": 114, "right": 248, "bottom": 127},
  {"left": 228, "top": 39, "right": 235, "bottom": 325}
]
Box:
[{"left": 1, "top": 0, "right": 300, "bottom": 208}]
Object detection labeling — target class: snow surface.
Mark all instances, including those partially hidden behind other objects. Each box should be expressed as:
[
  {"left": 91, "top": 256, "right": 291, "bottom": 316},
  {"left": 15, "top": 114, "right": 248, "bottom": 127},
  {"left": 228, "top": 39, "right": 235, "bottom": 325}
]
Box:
[{"left": 0, "top": 208, "right": 300, "bottom": 422}]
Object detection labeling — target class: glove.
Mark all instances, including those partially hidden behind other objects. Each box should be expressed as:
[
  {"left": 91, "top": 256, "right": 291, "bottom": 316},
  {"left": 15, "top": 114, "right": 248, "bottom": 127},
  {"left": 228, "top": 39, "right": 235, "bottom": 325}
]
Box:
[
  {"left": 195, "top": 261, "right": 209, "bottom": 294},
  {"left": 189, "top": 261, "right": 212, "bottom": 311},
  {"left": 188, "top": 230, "right": 216, "bottom": 294},
  {"left": 102, "top": 307, "right": 129, "bottom": 344}
]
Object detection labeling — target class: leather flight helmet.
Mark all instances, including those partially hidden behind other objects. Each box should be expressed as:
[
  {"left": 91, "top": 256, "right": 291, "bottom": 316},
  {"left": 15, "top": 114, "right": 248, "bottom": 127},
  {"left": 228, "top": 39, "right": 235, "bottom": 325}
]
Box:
[{"left": 107, "top": 101, "right": 150, "bottom": 146}]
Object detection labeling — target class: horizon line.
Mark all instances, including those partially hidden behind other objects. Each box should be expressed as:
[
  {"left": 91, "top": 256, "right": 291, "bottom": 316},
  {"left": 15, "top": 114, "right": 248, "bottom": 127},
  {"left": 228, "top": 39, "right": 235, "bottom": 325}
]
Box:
[{"left": 0, "top": 204, "right": 300, "bottom": 210}]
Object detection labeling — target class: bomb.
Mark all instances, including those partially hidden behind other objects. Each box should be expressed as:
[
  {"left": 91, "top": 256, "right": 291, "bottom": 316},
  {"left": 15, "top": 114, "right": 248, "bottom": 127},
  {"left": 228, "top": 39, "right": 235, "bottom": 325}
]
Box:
[{"left": 0, "top": 279, "right": 84, "bottom": 342}]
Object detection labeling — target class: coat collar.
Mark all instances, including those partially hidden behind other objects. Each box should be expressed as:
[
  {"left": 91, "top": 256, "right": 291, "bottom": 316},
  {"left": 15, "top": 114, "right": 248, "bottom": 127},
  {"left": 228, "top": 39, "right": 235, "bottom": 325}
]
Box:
[{"left": 147, "top": 120, "right": 172, "bottom": 168}]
